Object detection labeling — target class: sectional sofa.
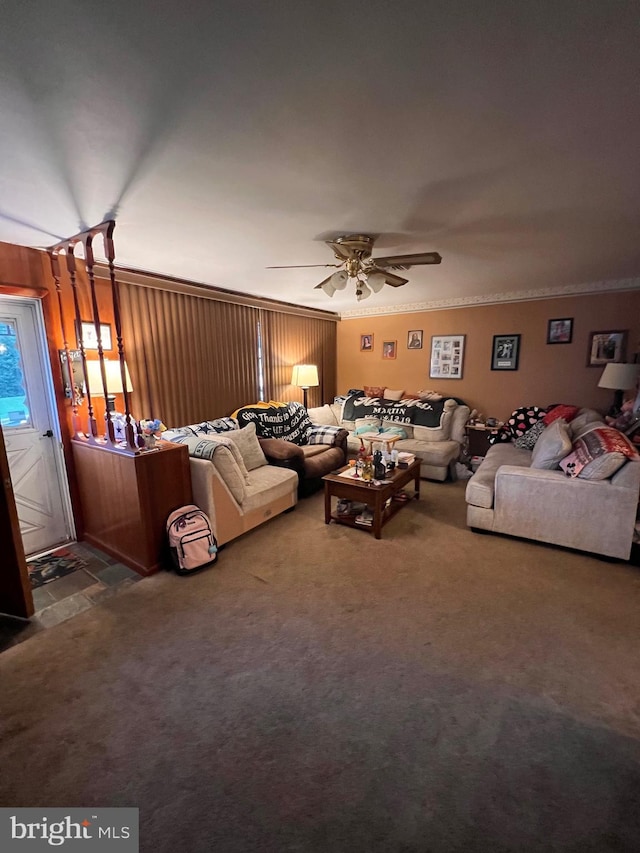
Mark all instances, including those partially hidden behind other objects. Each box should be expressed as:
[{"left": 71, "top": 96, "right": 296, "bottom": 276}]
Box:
[
  {"left": 465, "top": 407, "right": 640, "bottom": 559},
  {"left": 308, "top": 394, "right": 470, "bottom": 481}
]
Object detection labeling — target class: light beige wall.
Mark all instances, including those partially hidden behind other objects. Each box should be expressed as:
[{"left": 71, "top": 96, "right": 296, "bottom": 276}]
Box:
[{"left": 337, "top": 291, "right": 640, "bottom": 421}]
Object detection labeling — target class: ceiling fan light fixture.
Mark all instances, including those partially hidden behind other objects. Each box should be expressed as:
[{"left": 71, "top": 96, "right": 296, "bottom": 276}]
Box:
[
  {"left": 315, "top": 273, "right": 337, "bottom": 297},
  {"left": 367, "top": 272, "right": 386, "bottom": 293},
  {"left": 355, "top": 279, "right": 371, "bottom": 301},
  {"left": 329, "top": 270, "right": 348, "bottom": 290}
]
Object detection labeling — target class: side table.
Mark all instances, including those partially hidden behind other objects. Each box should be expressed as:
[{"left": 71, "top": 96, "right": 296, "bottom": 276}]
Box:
[{"left": 464, "top": 424, "right": 502, "bottom": 458}]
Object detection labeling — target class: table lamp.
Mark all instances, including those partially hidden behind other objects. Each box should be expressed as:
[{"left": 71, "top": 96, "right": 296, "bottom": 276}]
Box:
[
  {"left": 597, "top": 362, "right": 639, "bottom": 417},
  {"left": 291, "top": 364, "right": 319, "bottom": 409},
  {"left": 85, "top": 359, "right": 133, "bottom": 411}
]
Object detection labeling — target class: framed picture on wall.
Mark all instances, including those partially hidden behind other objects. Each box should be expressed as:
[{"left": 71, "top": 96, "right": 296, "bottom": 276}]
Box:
[
  {"left": 360, "top": 334, "right": 373, "bottom": 352},
  {"left": 587, "top": 330, "right": 627, "bottom": 367},
  {"left": 407, "top": 330, "right": 423, "bottom": 349},
  {"left": 547, "top": 318, "right": 573, "bottom": 344},
  {"left": 429, "top": 334, "right": 465, "bottom": 379},
  {"left": 382, "top": 340, "right": 397, "bottom": 360},
  {"left": 77, "top": 320, "right": 112, "bottom": 351},
  {"left": 491, "top": 334, "right": 520, "bottom": 371}
]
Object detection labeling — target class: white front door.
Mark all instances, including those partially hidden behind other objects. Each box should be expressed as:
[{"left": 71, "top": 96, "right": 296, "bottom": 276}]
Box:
[{"left": 0, "top": 298, "right": 72, "bottom": 555}]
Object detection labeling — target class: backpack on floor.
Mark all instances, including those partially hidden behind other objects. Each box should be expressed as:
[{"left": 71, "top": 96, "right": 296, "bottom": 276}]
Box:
[{"left": 166, "top": 504, "right": 218, "bottom": 575}]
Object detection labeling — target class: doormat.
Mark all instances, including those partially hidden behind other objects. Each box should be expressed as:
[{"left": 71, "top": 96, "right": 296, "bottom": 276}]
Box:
[{"left": 27, "top": 549, "right": 88, "bottom": 590}]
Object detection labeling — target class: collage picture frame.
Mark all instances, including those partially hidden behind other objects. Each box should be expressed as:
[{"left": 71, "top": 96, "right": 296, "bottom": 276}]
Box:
[{"left": 429, "top": 334, "right": 465, "bottom": 379}]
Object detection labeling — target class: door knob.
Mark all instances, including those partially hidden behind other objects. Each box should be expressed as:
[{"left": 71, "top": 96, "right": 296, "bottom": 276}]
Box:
[{"left": 42, "top": 429, "right": 54, "bottom": 438}]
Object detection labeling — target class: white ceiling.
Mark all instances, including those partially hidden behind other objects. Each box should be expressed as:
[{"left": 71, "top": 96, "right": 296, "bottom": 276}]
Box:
[{"left": 2, "top": 0, "right": 640, "bottom": 315}]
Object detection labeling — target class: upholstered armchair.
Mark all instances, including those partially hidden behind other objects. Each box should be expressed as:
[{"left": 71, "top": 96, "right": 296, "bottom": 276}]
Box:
[
  {"left": 233, "top": 401, "right": 348, "bottom": 496},
  {"left": 258, "top": 427, "right": 348, "bottom": 496}
]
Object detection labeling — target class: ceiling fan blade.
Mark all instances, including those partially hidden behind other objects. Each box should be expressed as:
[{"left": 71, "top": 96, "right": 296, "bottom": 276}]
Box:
[
  {"left": 382, "top": 270, "right": 409, "bottom": 287},
  {"left": 266, "top": 263, "right": 343, "bottom": 269},
  {"left": 372, "top": 251, "right": 442, "bottom": 270}
]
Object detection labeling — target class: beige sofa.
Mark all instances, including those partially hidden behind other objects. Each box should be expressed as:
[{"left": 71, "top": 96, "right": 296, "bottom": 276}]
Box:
[
  {"left": 308, "top": 398, "right": 470, "bottom": 481},
  {"left": 165, "top": 419, "right": 298, "bottom": 546},
  {"left": 465, "top": 410, "right": 640, "bottom": 559},
  {"left": 189, "top": 456, "right": 297, "bottom": 546}
]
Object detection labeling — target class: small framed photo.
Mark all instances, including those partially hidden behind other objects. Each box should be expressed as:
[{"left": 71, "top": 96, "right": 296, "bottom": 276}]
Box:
[
  {"left": 547, "top": 318, "right": 573, "bottom": 344},
  {"left": 587, "top": 330, "right": 627, "bottom": 367},
  {"left": 430, "top": 334, "right": 465, "bottom": 379},
  {"left": 491, "top": 334, "right": 520, "bottom": 371},
  {"left": 77, "top": 320, "right": 112, "bottom": 351},
  {"left": 407, "top": 330, "right": 423, "bottom": 349},
  {"left": 360, "top": 333, "right": 373, "bottom": 352},
  {"left": 382, "top": 340, "right": 397, "bottom": 360}
]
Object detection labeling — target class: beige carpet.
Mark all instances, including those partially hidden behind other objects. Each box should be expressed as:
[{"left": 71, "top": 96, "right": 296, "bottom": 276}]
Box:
[{"left": 1, "top": 481, "right": 640, "bottom": 852}]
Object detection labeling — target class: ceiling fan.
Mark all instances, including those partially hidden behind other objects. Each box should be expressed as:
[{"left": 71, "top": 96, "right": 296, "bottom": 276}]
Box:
[{"left": 267, "top": 234, "right": 442, "bottom": 301}]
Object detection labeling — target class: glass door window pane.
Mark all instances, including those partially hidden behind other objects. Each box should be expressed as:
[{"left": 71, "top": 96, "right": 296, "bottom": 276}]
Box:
[{"left": 0, "top": 320, "right": 31, "bottom": 427}]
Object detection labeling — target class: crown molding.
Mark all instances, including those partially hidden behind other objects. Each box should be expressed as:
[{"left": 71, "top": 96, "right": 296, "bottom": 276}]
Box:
[
  {"left": 339, "top": 278, "right": 640, "bottom": 319},
  {"left": 93, "top": 263, "right": 340, "bottom": 322}
]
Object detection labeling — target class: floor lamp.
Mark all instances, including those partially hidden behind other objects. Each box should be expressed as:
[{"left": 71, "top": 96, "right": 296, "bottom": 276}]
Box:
[
  {"left": 291, "top": 364, "right": 319, "bottom": 409},
  {"left": 597, "top": 362, "right": 639, "bottom": 417}
]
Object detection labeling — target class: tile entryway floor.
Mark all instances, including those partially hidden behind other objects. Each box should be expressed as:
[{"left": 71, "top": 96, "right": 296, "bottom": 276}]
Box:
[{"left": 0, "top": 542, "right": 142, "bottom": 653}]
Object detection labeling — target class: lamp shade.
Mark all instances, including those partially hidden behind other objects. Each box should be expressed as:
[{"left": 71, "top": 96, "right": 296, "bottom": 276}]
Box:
[
  {"left": 329, "top": 270, "right": 348, "bottom": 290},
  {"left": 291, "top": 364, "right": 319, "bottom": 388},
  {"left": 367, "top": 272, "right": 386, "bottom": 293},
  {"left": 597, "top": 363, "right": 639, "bottom": 391},
  {"left": 85, "top": 359, "right": 133, "bottom": 396}
]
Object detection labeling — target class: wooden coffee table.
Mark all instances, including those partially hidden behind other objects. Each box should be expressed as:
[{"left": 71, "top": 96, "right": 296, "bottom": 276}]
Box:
[{"left": 323, "top": 459, "right": 421, "bottom": 539}]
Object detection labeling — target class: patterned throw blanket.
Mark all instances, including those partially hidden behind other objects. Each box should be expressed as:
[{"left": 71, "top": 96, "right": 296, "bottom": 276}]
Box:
[{"left": 342, "top": 392, "right": 459, "bottom": 428}]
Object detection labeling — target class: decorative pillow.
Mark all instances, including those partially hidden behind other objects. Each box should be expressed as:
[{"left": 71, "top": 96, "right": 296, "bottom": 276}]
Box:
[
  {"left": 224, "top": 422, "right": 268, "bottom": 470},
  {"left": 363, "top": 385, "right": 385, "bottom": 399},
  {"left": 488, "top": 406, "right": 546, "bottom": 445},
  {"left": 417, "top": 390, "right": 444, "bottom": 401},
  {"left": 306, "top": 424, "right": 343, "bottom": 445},
  {"left": 514, "top": 419, "right": 546, "bottom": 449},
  {"left": 569, "top": 409, "right": 603, "bottom": 438},
  {"left": 306, "top": 404, "right": 338, "bottom": 426},
  {"left": 355, "top": 417, "right": 382, "bottom": 435},
  {"left": 559, "top": 428, "right": 638, "bottom": 480},
  {"left": 383, "top": 388, "right": 404, "bottom": 401},
  {"left": 530, "top": 419, "right": 572, "bottom": 469},
  {"left": 506, "top": 406, "right": 546, "bottom": 437},
  {"left": 544, "top": 405, "right": 580, "bottom": 425}
]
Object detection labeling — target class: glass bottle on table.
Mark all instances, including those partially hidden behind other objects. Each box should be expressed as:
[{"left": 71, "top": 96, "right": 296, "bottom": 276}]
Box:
[
  {"left": 356, "top": 437, "right": 367, "bottom": 477},
  {"left": 362, "top": 455, "right": 374, "bottom": 482}
]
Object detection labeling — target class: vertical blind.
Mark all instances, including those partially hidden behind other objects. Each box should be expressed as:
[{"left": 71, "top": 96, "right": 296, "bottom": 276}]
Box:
[
  {"left": 120, "top": 284, "right": 259, "bottom": 427},
  {"left": 260, "top": 311, "right": 336, "bottom": 408},
  {"left": 120, "top": 283, "right": 337, "bottom": 427}
]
